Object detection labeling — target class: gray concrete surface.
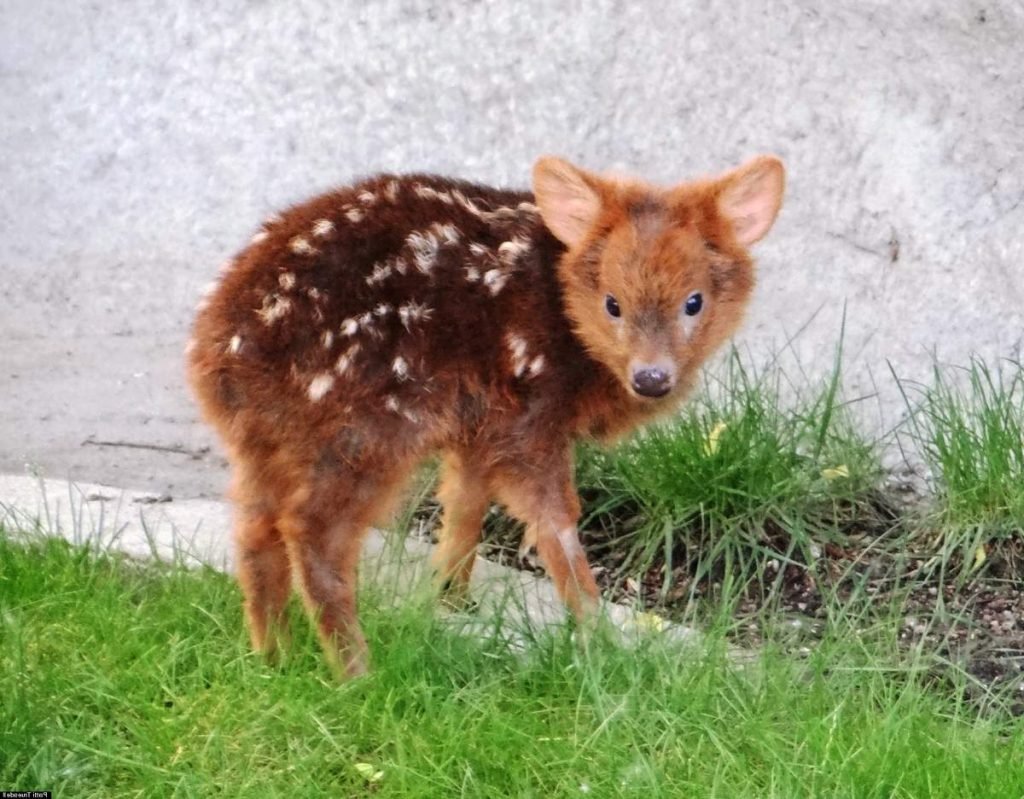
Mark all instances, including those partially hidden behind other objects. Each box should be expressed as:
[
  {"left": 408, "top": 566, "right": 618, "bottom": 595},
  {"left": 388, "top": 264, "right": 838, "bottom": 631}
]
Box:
[
  {"left": 2, "top": 0, "right": 1023, "bottom": 499},
  {"left": 0, "top": 474, "right": 699, "bottom": 649}
]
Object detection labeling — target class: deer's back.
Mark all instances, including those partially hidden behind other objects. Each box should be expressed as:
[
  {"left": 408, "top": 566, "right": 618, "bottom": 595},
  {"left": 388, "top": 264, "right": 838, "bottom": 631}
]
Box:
[{"left": 188, "top": 174, "right": 592, "bottom": 473}]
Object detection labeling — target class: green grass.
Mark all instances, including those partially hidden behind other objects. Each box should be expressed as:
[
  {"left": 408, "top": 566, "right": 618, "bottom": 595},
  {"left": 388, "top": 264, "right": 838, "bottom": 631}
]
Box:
[
  {"left": 571, "top": 347, "right": 886, "bottom": 603},
  {"left": 888, "top": 355, "right": 1024, "bottom": 581},
  {"left": 2, "top": 529, "right": 1022, "bottom": 798},
  {"left": 4, "top": 347, "right": 1022, "bottom": 795},
  {"left": 897, "top": 356, "right": 1024, "bottom": 531}
]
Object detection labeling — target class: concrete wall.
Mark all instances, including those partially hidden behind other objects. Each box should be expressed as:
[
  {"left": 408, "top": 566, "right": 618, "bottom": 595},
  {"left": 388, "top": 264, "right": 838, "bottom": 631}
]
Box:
[{"left": 2, "top": 0, "right": 1022, "bottom": 497}]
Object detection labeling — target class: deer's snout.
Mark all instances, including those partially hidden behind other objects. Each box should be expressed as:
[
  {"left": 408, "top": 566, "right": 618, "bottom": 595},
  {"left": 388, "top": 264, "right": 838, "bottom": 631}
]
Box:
[{"left": 630, "top": 362, "right": 674, "bottom": 398}]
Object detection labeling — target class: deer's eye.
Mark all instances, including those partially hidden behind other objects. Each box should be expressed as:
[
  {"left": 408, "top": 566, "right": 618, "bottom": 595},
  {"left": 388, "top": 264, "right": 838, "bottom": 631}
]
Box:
[
  {"left": 684, "top": 292, "right": 703, "bottom": 316},
  {"left": 605, "top": 294, "right": 621, "bottom": 319}
]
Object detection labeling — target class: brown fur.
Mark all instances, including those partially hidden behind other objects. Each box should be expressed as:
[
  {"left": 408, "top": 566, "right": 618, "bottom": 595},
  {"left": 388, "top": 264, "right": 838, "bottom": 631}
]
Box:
[{"left": 187, "top": 156, "right": 784, "bottom": 677}]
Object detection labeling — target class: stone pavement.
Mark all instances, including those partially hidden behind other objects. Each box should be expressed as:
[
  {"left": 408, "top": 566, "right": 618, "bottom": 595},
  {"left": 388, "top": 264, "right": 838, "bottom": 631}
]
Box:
[{"left": 0, "top": 473, "right": 700, "bottom": 650}]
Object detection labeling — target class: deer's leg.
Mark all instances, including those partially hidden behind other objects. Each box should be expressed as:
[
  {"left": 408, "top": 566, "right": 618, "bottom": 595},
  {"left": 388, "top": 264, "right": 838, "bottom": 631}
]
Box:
[
  {"left": 431, "top": 451, "right": 490, "bottom": 606},
  {"left": 492, "top": 451, "right": 599, "bottom": 620},
  {"left": 234, "top": 510, "right": 292, "bottom": 659},
  {"left": 279, "top": 464, "right": 414, "bottom": 679},
  {"left": 230, "top": 469, "right": 292, "bottom": 661}
]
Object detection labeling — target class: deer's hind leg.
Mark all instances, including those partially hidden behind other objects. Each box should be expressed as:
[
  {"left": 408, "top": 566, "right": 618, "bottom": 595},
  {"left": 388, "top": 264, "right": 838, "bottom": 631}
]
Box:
[
  {"left": 279, "top": 459, "right": 419, "bottom": 679},
  {"left": 231, "top": 475, "right": 293, "bottom": 661},
  {"left": 431, "top": 451, "right": 490, "bottom": 607}
]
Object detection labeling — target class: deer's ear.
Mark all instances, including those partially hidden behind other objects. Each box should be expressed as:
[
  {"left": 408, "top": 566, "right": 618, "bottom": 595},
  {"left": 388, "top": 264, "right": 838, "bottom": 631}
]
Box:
[
  {"left": 532, "top": 157, "right": 604, "bottom": 248},
  {"left": 714, "top": 155, "right": 785, "bottom": 246}
]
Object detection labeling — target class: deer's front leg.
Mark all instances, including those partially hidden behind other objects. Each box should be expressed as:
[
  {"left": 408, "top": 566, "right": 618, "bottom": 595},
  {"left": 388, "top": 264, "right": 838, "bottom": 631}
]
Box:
[{"left": 492, "top": 453, "right": 599, "bottom": 620}]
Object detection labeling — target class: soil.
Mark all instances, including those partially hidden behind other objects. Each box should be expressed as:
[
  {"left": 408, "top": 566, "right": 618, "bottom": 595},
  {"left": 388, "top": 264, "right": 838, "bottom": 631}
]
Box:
[{"left": 412, "top": 486, "right": 1024, "bottom": 716}]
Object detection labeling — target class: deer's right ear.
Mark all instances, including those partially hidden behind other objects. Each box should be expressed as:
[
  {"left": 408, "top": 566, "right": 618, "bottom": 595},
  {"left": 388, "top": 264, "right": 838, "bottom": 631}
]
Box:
[{"left": 532, "top": 157, "right": 603, "bottom": 248}]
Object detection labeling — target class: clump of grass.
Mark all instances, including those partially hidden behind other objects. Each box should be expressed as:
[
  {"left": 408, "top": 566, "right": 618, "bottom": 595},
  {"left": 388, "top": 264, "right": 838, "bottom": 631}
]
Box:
[
  {"left": 899, "top": 356, "right": 1024, "bottom": 530},
  {"left": 574, "top": 345, "right": 886, "bottom": 601},
  {"left": 2, "top": 528, "right": 1022, "bottom": 797},
  {"left": 894, "top": 356, "right": 1024, "bottom": 578}
]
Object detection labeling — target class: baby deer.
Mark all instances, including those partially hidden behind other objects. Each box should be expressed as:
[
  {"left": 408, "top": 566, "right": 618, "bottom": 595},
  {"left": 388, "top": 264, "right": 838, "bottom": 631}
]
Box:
[{"left": 187, "top": 155, "right": 785, "bottom": 677}]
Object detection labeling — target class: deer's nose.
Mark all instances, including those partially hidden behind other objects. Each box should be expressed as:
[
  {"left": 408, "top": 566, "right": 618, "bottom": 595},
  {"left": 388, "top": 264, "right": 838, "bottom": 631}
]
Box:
[{"left": 631, "top": 366, "right": 673, "bottom": 398}]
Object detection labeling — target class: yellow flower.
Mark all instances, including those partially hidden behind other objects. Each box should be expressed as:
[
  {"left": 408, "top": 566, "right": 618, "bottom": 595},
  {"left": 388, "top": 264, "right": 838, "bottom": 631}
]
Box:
[
  {"left": 703, "top": 421, "right": 728, "bottom": 456},
  {"left": 634, "top": 611, "right": 667, "bottom": 633},
  {"left": 821, "top": 465, "right": 850, "bottom": 480},
  {"left": 354, "top": 762, "right": 385, "bottom": 783}
]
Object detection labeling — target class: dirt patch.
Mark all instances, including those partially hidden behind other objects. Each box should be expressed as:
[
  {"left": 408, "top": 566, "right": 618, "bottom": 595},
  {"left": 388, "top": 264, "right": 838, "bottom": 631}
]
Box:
[{"left": 412, "top": 489, "right": 1024, "bottom": 714}]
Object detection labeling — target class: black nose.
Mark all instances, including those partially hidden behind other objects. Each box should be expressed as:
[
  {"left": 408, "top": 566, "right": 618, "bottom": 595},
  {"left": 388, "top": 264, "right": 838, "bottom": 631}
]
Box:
[{"left": 631, "top": 367, "right": 672, "bottom": 398}]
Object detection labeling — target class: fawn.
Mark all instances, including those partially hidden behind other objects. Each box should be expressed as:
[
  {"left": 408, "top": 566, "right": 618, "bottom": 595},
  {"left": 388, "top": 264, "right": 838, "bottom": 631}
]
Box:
[{"left": 187, "top": 154, "right": 785, "bottom": 677}]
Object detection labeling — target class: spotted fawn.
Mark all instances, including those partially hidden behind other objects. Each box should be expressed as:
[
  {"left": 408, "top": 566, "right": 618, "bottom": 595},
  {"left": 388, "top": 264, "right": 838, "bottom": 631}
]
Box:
[{"left": 187, "top": 155, "right": 785, "bottom": 677}]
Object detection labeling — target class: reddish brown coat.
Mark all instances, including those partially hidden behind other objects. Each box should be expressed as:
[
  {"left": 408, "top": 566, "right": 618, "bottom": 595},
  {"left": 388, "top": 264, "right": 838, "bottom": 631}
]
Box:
[{"left": 187, "top": 156, "right": 785, "bottom": 677}]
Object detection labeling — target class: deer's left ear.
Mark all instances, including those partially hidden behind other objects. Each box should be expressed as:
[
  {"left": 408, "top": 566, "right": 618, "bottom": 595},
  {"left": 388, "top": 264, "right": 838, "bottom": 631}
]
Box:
[{"left": 714, "top": 155, "right": 785, "bottom": 246}]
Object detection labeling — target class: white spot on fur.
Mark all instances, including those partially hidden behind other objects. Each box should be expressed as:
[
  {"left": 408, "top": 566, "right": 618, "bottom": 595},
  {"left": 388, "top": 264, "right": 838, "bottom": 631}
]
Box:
[
  {"left": 359, "top": 311, "right": 382, "bottom": 339},
  {"left": 431, "top": 222, "right": 461, "bottom": 246},
  {"left": 506, "top": 333, "right": 529, "bottom": 377},
  {"left": 451, "top": 190, "right": 485, "bottom": 216},
  {"left": 346, "top": 207, "right": 364, "bottom": 223},
  {"left": 340, "top": 317, "right": 359, "bottom": 336},
  {"left": 484, "top": 269, "right": 508, "bottom": 296},
  {"left": 468, "top": 242, "right": 490, "bottom": 257},
  {"left": 414, "top": 184, "right": 453, "bottom": 204},
  {"left": 384, "top": 180, "right": 400, "bottom": 202},
  {"left": 278, "top": 272, "right": 296, "bottom": 290},
  {"left": 393, "top": 257, "right": 408, "bottom": 275},
  {"left": 265, "top": 212, "right": 283, "bottom": 226},
  {"left": 385, "top": 394, "right": 419, "bottom": 423},
  {"left": 184, "top": 338, "right": 196, "bottom": 355},
  {"left": 357, "top": 190, "right": 376, "bottom": 205},
  {"left": 517, "top": 201, "right": 540, "bottom": 214},
  {"left": 257, "top": 294, "right": 291, "bottom": 324},
  {"left": 321, "top": 330, "right": 334, "bottom": 349},
  {"left": 312, "top": 219, "right": 334, "bottom": 238},
  {"left": 308, "top": 373, "right": 335, "bottom": 402},
  {"left": 407, "top": 230, "right": 440, "bottom": 274},
  {"left": 251, "top": 230, "right": 269, "bottom": 244},
  {"left": 366, "top": 261, "right": 392, "bottom": 287},
  {"left": 374, "top": 303, "right": 392, "bottom": 317},
  {"left": 527, "top": 354, "right": 545, "bottom": 377},
  {"left": 228, "top": 335, "right": 242, "bottom": 354},
  {"left": 392, "top": 356, "right": 410, "bottom": 381},
  {"left": 498, "top": 236, "right": 531, "bottom": 262},
  {"left": 398, "top": 301, "right": 433, "bottom": 331},
  {"left": 335, "top": 343, "right": 360, "bottom": 375},
  {"left": 335, "top": 343, "right": 359, "bottom": 375},
  {"left": 464, "top": 266, "right": 480, "bottom": 282},
  {"left": 307, "top": 287, "right": 322, "bottom": 300},
  {"left": 506, "top": 332, "right": 528, "bottom": 361},
  {"left": 289, "top": 236, "right": 317, "bottom": 256}
]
